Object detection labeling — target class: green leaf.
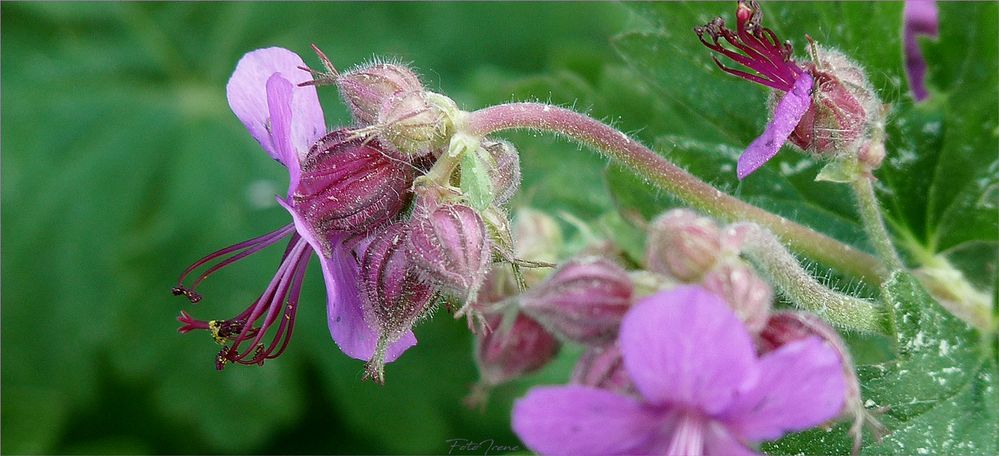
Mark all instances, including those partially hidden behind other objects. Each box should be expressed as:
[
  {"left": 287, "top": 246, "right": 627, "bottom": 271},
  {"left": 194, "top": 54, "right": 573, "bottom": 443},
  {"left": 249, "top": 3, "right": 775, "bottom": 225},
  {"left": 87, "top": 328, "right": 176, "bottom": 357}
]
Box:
[
  {"left": 880, "top": 3, "right": 999, "bottom": 276},
  {"left": 766, "top": 272, "right": 997, "bottom": 455}
]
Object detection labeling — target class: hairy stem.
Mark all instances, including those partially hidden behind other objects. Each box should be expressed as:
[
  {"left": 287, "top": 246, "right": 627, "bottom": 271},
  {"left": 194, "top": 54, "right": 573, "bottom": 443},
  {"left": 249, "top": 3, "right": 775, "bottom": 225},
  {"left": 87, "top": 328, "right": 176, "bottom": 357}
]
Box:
[
  {"left": 850, "top": 175, "right": 905, "bottom": 272},
  {"left": 466, "top": 102, "right": 885, "bottom": 284},
  {"left": 734, "top": 223, "right": 887, "bottom": 334}
]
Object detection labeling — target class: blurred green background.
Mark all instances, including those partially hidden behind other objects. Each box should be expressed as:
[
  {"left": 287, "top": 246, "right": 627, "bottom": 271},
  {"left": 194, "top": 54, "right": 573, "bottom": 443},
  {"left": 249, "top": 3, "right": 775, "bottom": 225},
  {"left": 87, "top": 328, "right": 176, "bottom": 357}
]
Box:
[
  {"left": 1, "top": 2, "right": 636, "bottom": 454},
  {"left": 5, "top": 1, "right": 996, "bottom": 454}
]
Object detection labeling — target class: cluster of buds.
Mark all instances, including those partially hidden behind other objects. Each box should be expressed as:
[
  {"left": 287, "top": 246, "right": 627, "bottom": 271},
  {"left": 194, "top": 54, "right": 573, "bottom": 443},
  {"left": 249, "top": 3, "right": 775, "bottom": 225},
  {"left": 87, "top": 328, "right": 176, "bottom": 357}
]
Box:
[
  {"left": 645, "top": 208, "right": 773, "bottom": 333},
  {"left": 174, "top": 44, "right": 534, "bottom": 381},
  {"left": 299, "top": 49, "right": 533, "bottom": 381}
]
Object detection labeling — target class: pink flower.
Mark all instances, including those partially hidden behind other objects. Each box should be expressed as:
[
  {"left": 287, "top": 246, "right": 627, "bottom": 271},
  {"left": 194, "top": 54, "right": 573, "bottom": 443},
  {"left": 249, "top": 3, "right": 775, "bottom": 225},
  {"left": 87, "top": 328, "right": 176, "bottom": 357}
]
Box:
[
  {"left": 696, "top": 1, "right": 879, "bottom": 179},
  {"left": 512, "top": 286, "right": 845, "bottom": 455},
  {"left": 695, "top": 1, "right": 815, "bottom": 180},
  {"left": 173, "top": 47, "right": 415, "bottom": 368}
]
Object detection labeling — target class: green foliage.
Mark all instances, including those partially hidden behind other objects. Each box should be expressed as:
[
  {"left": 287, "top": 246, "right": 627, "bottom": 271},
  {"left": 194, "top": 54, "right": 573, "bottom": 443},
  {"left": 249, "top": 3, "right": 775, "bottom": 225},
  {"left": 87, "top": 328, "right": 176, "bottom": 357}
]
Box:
[
  {"left": 766, "top": 272, "right": 997, "bottom": 455},
  {"left": 603, "top": 2, "right": 998, "bottom": 454},
  {"left": 0, "top": 2, "right": 627, "bottom": 454}
]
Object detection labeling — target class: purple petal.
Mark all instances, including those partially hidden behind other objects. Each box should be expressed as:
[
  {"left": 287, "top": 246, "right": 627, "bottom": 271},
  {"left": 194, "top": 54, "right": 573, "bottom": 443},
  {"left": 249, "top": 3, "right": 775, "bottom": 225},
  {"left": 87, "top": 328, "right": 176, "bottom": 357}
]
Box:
[
  {"left": 512, "top": 385, "right": 663, "bottom": 456},
  {"left": 719, "top": 337, "right": 845, "bottom": 441},
  {"left": 703, "top": 423, "right": 759, "bottom": 456},
  {"left": 737, "top": 72, "right": 814, "bottom": 180},
  {"left": 619, "top": 286, "right": 758, "bottom": 415},
  {"left": 277, "top": 198, "right": 416, "bottom": 362},
  {"left": 265, "top": 74, "right": 301, "bottom": 195},
  {"left": 226, "top": 47, "right": 326, "bottom": 166},
  {"left": 322, "top": 241, "right": 417, "bottom": 362},
  {"left": 904, "top": 0, "right": 939, "bottom": 101}
]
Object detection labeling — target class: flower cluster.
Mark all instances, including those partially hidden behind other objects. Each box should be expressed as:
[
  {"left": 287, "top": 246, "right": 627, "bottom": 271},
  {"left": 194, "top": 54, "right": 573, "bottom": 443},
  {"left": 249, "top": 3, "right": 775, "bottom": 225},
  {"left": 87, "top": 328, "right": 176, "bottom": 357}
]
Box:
[
  {"left": 172, "top": 46, "right": 522, "bottom": 382},
  {"left": 167, "top": 3, "right": 904, "bottom": 450}
]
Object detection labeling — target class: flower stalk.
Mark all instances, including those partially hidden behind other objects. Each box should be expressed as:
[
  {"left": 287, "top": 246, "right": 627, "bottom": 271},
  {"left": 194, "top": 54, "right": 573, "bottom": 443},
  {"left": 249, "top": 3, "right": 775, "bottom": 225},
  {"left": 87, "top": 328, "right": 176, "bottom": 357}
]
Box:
[
  {"left": 732, "top": 222, "right": 887, "bottom": 334},
  {"left": 850, "top": 174, "right": 905, "bottom": 273},
  {"left": 464, "top": 102, "right": 885, "bottom": 284}
]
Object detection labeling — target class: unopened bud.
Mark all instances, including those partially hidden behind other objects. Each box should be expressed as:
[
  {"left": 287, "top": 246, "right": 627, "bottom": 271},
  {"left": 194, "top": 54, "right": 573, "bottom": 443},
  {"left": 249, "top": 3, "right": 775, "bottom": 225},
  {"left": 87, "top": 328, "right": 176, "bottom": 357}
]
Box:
[
  {"left": 465, "top": 310, "right": 560, "bottom": 409},
  {"left": 759, "top": 311, "right": 885, "bottom": 453},
  {"left": 408, "top": 203, "right": 491, "bottom": 302},
  {"left": 292, "top": 130, "right": 414, "bottom": 246},
  {"left": 475, "top": 312, "right": 560, "bottom": 387},
  {"left": 520, "top": 257, "right": 633, "bottom": 345},
  {"left": 377, "top": 90, "right": 452, "bottom": 158},
  {"left": 857, "top": 139, "right": 886, "bottom": 171},
  {"left": 571, "top": 343, "right": 633, "bottom": 394},
  {"left": 646, "top": 209, "right": 722, "bottom": 282},
  {"left": 481, "top": 139, "right": 522, "bottom": 206},
  {"left": 785, "top": 45, "right": 882, "bottom": 158},
  {"left": 513, "top": 208, "right": 563, "bottom": 264},
  {"left": 338, "top": 62, "right": 423, "bottom": 125},
  {"left": 700, "top": 261, "right": 773, "bottom": 333},
  {"left": 359, "top": 223, "right": 436, "bottom": 383}
]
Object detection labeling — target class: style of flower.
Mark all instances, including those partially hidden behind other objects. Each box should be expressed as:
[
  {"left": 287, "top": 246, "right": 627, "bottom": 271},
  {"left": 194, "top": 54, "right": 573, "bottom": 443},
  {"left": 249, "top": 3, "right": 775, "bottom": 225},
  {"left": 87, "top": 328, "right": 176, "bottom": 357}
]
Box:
[
  {"left": 512, "top": 286, "right": 845, "bottom": 455},
  {"left": 903, "top": 0, "right": 938, "bottom": 101},
  {"left": 695, "top": 0, "right": 816, "bottom": 180},
  {"left": 173, "top": 47, "right": 416, "bottom": 369}
]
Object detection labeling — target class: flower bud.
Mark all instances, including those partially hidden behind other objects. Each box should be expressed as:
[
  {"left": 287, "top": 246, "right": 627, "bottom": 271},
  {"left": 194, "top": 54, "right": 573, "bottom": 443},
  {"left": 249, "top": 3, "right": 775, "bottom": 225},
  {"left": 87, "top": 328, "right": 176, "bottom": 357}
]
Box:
[
  {"left": 359, "top": 223, "right": 436, "bottom": 383},
  {"left": 783, "top": 46, "right": 882, "bottom": 157},
  {"left": 759, "top": 311, "right": 885, "bottom": 452},
  {"left": 292, "top": 130, "right": 414, "bottom": 242},
  {"left": 407, "top": 202, "right": 491, "bottom": 302},
  {"left": 646, "top": 209, "right": 722, "bottom": 282},
  {"left": 520, "top": 257, "right": 633, "bottom": 346},
  {"left": 570, "top": 343, "right": 633, "bottom": 394},
  {"left": 337, "top": 62, "right": 423, "bottom": 126},
  {"left": 700, "top": 261, "right": 773, "bottom": 333},
  {"left": 512, "top": 208, "right": 563, "bottom": 264},
  {"left": 481, "top": 139, "right": 522, "bottom": 206},
  {"left": 475, "top": 312, "right": 560, "bottom": 387},
  {"left": 377, "top": 90, "right": 452, "bottom": 158}
]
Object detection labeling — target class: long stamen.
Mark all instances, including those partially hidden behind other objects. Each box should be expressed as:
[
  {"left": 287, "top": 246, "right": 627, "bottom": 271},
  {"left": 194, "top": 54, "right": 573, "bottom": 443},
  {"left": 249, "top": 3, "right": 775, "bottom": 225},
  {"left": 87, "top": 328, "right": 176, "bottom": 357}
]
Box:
[
  {"left": 223, "top": 236, "right": 313, "bottom": 367},
  {"left": 172, "top": 224, "right": 296, "bottom": 302},
  {"left": 224, "top": 239, "right": 303, "bottom": 359},
  {"left": 695, "top": 1, "right": 803, "bottom": 92},
  {"left": 258, "top": 245, "right": 310, "bottom": 360}
]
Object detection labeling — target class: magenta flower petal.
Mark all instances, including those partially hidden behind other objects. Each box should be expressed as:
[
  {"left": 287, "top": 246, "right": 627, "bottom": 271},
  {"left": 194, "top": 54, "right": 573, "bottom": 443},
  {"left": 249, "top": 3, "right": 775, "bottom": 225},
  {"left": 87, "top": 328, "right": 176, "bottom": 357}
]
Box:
[
  {"left": 737, "top": 72, "right": 814, "bottom": 180},
  {"left": 720, "top": 337, "right": 845, "bottom": 441},
  {"left": 620, "top": 286, "right": 757, "bottom": 415},
  {"left": 264, "top": 74, "right": 302, "bottom": 194},
  {"left": 323, "top": 241, "right": 416, "bottom": 362},
  {"left": 904, "top": 0, "right": 938, "bottom": 101},
  {"left": 702, "top": 423, "right": 758, "bottom": 456},
  {"left": 277, "top": 198, "right": 416, "bottom": 363},
  {"left": 226, "top": 47, "right": 326, "bottom": 166},
  {"left": 512, "top": 385, "right": 663, "bottom": 456}
]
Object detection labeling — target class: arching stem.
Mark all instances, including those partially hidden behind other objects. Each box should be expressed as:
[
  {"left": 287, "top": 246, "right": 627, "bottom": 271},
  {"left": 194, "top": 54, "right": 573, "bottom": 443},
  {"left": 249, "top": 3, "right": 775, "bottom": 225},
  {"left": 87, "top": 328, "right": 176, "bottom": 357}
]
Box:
[{"left": 465, "top": 102, "right": 885, "bottom": 284}]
